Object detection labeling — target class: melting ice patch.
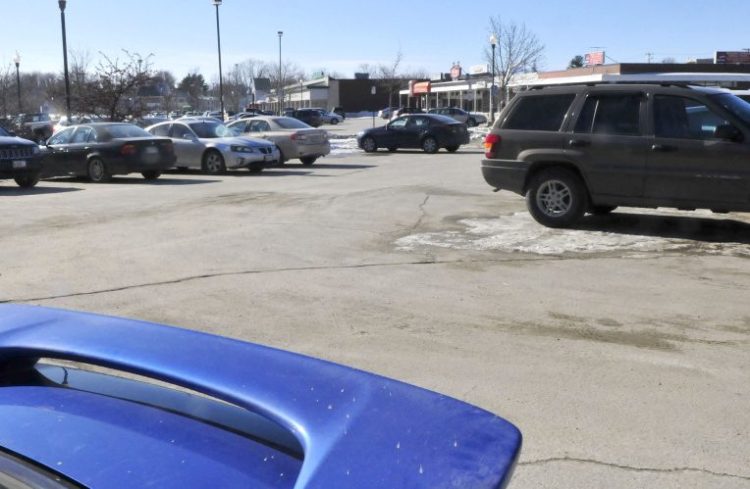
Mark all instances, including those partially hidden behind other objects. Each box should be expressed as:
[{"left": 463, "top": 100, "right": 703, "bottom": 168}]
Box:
[{"left": 395, "top": 213, "right": 750, "bottom": 256}]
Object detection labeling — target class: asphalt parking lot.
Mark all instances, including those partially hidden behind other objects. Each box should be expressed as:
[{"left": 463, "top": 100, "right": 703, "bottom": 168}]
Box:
[{"left": 1, "top": 127, "right": 749, "bottom": 488}]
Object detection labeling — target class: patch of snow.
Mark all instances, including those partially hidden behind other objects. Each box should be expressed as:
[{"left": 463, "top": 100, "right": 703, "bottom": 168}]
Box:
[
  {"left": 330, "top": 137, "right": 360, "bottom": 155},
  {"left": 395, "top": 213, "right": 750, "bottom": 256}
]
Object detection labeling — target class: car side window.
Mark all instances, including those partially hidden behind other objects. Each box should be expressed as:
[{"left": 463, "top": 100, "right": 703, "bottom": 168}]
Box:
[
  {"left": 171, "top": 124, "right": 194, "bottom": 140},
  {"left": 71, "top": 127, "right": 95, "bottom": 144},
  {"left": 150, "top": 124, "right": 171, "bottom": 137},
  {"left": 48, "top": 127, "right": 74, "bottom": 145},
  {"left": 653, "top": 95, "right": 730, "bottom": 140},
  {"left": 504, "top": 94, "right": 576, "bottom": 131},
  {"left": 389, "top": 118, "right": 408, "bottom": 129},
  {"left": 575, "top": 94, "right": 642, "bottom": 136},
  {"left": 408, "top": 117, "right": 429, "bottom": 129}
]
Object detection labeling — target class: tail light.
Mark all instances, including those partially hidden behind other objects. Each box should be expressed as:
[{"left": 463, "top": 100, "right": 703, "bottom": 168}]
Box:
[
  {"left": 162, "top": 141, "right": 174, "bottom": 153},
  {"left": 120, "top": 144, "right": 137, "bottom": 156},
  {"left": 291, "top": 132, "right": 308, "bottom": 142},
  {"left": 484, "top": 134, "right": 501, "bottom": 159}
]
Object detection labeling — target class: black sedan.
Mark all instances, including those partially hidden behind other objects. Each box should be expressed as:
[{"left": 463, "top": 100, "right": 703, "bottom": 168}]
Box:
[
  {"left": 41, "top": 123, "right": 176, "bottom": 182},
  {"left": 357, "top": 114, "right": 470, "bottom": 154}
]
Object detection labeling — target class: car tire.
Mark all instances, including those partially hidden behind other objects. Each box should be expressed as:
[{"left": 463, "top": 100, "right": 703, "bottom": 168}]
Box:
[
  {"left": 14, "top": 174, "right": 39, "bottom": 188},
  {"left": 387, "top": 147, "right": 398, "bottom": 152},
  {"left": 526, "top": 168, "right": 587, "bottom": 228},
  {"left": 275, "top": 146, "right": 286, "bottom": 166},
  {"left": 590, "top": 205, "right": 617, "bottom": 216},
  {"left": 87, "top": 157, "right": 112, "bottom": 183},
  {"left": 446, "top": 145, "right": 459, "bottom": 153},
  {"left": 330, "top": 118, "right": 339, "bottom": 125},
  {"left": 361, "top": 137, "right": 377, "bottom": 153},
  {"left": 421, "top": 137, "right": 439, "bottom": 154},
  {"left": 141, "top": 171, "right": 161, "bottom": 180},
  {"left": 300, "top": 156, "right": 317, "bottom": 166},
  {"left": 467, "top": 118, "right": 477, "bottom": 128},
  {"left": 202, "top": 150, "right": 225, "bottom": 175}
]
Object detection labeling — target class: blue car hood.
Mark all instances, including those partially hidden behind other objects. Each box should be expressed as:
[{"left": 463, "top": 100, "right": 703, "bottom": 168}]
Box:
[{"left": 0, "top": 305, "right": 521, "bottom": 489}]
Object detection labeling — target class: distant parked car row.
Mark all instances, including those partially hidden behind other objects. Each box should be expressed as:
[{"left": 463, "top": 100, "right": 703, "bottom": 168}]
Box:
[
  {"left": 357, "top": 113, "right": 470, "bottom": 154},
  {"left": 378, "top": 106, "right": 488, "bottom": 127}
]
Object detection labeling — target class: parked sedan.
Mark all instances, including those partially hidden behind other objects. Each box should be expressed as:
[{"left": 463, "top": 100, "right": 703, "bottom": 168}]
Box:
[
  {"left": 41, "top": 123, "right": 176, "bottom": 182},
  {"left": 0, "top": 305, "right": 522, "bottom": 489},
  {"left": 357, "top": 114, "right": 470, "bottom": 154},
  {"left": 146, "top": 118, "right": 279, "bottom": 174},
  {"left": 428, "top": 107, "right": 487, "bottom": 127},
  {"left": 314, "top": 109, "right": 344, "bottom": 125},
  {"left": 227, "top": 116, "right": 330, "bottom": 165}
]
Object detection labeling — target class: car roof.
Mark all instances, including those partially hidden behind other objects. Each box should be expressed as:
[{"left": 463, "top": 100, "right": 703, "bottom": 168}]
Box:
[
  {"left": 0, "top": 305, "right": 521, "bottom": 489},
  {"left": 524, "top": 83, "right": 729, "bottom": 96}
]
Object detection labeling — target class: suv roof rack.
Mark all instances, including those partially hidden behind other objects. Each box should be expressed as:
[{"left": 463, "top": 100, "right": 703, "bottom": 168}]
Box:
[{"left": 529, "top": 81, "right": 694, "bottom": 90}]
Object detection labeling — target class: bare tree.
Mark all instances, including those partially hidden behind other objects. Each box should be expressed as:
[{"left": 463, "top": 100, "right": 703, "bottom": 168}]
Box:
[
  {"left": 483, "top": 17, "right": 545, "bottom": 106},
  {"left": 85, "top": 50, "right": 153, "bottom": 120},
  {"left": 0, "top": 64, "right": 13, "bottom": 119}
]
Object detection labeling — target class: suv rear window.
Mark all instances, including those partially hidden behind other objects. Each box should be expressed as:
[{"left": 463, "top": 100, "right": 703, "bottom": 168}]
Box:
[{"left": 504, "top": 94, "right": 575, "bottom": 131}]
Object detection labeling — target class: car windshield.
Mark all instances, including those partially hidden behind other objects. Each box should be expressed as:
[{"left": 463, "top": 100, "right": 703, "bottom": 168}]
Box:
[
  {"left": 274, "top": 117, "right": 311, "bottom": 129},
  {"left": 430, "top": 114, "right": 459, "bottom": 124},
  {"left": 710, "top": 93, "right": 750, "bottom": 126},
  {"left": 188, "top": 121, "right": 233, "bottom": 138},
  {"left": 0, "top": 126, "right": 9, "bottom": 137},
  {"left": 102, "top": 124, "right": 152, "bottom": 139}
]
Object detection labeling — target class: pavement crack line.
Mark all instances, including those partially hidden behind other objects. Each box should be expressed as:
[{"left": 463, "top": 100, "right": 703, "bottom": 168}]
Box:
[
  {"left": 518, "top": 457, "right": 750, "bottom": 481},
  {"left": 1, "top": 257, "right": 538, "bottom": 304},
  {"left": 410, "top": 194, "right": 431, "bottom": 232}
]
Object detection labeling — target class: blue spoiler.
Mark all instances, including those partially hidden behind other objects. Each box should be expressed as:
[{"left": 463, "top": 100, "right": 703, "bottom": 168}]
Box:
[{"left": 0, "top": 305, "right": 521, "bottom": 488}]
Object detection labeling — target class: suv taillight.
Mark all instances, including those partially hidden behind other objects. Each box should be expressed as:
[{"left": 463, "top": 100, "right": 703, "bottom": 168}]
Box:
[{"left": 484, "top": 134, "right": 501, "bottom": 158}]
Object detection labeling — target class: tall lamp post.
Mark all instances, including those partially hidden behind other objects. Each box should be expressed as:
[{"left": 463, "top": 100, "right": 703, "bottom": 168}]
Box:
[
  {"left": 277, "top": 31, "right": 283, "bottom": 115},
  {"left": 212, "top": 0, "right": 225, "bottom": 120},
  {"left": 13, "top": 52, "right": 21, "bottom": 114},
  {"left": 299, "top": 79, "right": 304, "bottom": 109},
  {"left": 58, "top": 0, "right": 72, "bottom": 122},
  {"left": 489, "top": 33, "right": 497, "bottom": 124}
]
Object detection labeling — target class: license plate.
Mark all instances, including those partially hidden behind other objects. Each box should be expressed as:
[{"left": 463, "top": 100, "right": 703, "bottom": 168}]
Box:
[
  {"left": 12, "top": 160, "right": 26, "bottom": 168},
  {"left": 144, "top": 147, "right": 159, "bottom": 155}
]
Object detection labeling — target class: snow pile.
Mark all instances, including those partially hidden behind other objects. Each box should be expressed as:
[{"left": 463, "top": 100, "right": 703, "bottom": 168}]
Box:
[
  {"left": 395, "top": 213, "right": 750, "bottom": 256},
  {"left": 330, "top": 137, "right": 360, "bottom": 155}
]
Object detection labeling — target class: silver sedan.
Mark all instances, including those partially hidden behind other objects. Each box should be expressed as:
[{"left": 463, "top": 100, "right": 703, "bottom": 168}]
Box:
[
  {"left": 226, "top": 116, "right": 330, "bottom": 166},
  {"left": 145, "top": 118, "right": 279, "bottom": 174}
]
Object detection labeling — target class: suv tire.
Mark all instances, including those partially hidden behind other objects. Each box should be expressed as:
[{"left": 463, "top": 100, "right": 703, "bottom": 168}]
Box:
[
  {"left": 526, "top": 167, "right": 587, "bottom": 228},
  {"left": 14, "top": 174, "right": 40, "bottom": 188}
]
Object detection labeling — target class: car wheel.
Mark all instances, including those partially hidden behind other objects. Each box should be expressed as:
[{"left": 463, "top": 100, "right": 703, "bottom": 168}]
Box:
[
  {"left": 141, "top": 171, "right": 161, "bottom": 180},
  {"left": 446, "top": 145, "right": 459, "bottom": 153},
  {"left": 590, "top": 205, "right": 617, "bottom": 216},
  {"left": 421, "top": 137, "right": 439, "bottom": 154},
  {"left": 14, "top": 174, "right": 39, "bottom": 188},
  {"left": 274, "top": 146, "right": 286, "bottom": 166},
  {"left": 300, "top": 156, "right": 317, "bottom": 166},
  {"left": 330, "top": 118, "right": 339, "bottom": 125},
  {"left": 87, "top": 157, "right": 112, "bottom": 183},
  {"left": 526, "top": 168, "right": 587, "bottom": 228},
  {"left": 467, "top": 118, "right": 477, "bottom": 128},
  {"left": 361, "top": 137, "right": 377, "bottom": 153},
  {"left": 248, "top": 164, "right": 264, "bottom": 174},
  {"left": 387, "top": 147, "right": 398, "bottom": 153},
  {"left": 202, "top": 150, "right": 226, "bottom": 175}
]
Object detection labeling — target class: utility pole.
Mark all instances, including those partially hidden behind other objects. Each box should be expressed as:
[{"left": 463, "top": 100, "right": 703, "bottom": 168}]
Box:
[{"left": 646, "top": 52, "right": 654, "bottom": 64}]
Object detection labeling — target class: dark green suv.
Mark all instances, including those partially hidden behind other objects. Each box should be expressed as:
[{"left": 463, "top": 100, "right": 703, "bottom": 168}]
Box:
[{"left": 481, "top": 84, "right": 750, "bottom": 227}]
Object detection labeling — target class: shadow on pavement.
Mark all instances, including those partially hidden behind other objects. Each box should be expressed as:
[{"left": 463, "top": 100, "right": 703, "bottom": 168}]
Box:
[
  {"left": 574, "top": 212, "right": 750, "bottom": 244},
  {"left": 48, "top": 176, "right": 221, "bottom": 185},
  {"left": 0, "top": 185, "right": 83, "bottom": 195},
  {"left": 304, "top": 163, "right": 376, "bottom": 170}
]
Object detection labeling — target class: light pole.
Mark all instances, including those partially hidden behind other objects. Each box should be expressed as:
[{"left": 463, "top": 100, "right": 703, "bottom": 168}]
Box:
[
  {"left": 212, "top": 0, "right": 225, "bottom": 120},
  {"left": 489, "top": 33, "right": 497, "bottom": 123},
  {"left": 58, "top": 0, "right": 72, "bottom": 122},
  {"left": 13, "top": 52, "right": 21, "bottom": 114},
  {"left": 299, "top": 79, "right": 303, "bottom": 109},
  {"left": 277, "top": 31, "right": 283, "bottom": 115}
]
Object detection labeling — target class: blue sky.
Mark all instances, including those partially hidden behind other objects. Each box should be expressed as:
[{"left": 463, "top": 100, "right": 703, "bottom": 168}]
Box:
[{"left": 2, "top": 0, "right": 748, "bottom": 81}]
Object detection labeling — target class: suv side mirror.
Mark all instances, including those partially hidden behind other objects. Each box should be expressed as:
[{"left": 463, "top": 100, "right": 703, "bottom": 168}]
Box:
[{"left": 714, "top": 124, "right": 743, "bottom": 142}]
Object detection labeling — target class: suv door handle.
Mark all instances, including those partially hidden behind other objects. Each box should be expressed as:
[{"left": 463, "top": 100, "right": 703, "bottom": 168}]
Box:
[
  {"left": 651, "top": 144, "right": 676, "bottom": 152},
  {"left": 568, "top": 139, "right": 590, "bottom": 148}
]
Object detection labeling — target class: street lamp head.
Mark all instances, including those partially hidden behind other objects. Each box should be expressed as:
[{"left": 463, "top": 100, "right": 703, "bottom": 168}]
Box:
[
  {"left": 212, "top": 0, "right": 222, "bottom": 5},
  {"left": 13, "top": 51, "right": 20, "bottom": 66},
  {"left": 278, "top": 31, "right": 283, "bottom": 37},
  {"left": 490, "top": 33, "right": 498, "bottom": 47},
  {"left": 58, "top": 0, "right": 67, "bottom": 11}
]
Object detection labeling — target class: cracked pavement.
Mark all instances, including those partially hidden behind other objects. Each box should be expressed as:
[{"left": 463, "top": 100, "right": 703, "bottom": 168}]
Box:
[{"left": 1, "top": 147, "right": 749, "bottom": 488}]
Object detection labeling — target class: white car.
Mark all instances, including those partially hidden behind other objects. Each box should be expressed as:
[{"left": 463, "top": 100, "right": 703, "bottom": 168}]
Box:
[{"left": 146, "top": 118, "right": 279, "bottom": 174}]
